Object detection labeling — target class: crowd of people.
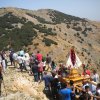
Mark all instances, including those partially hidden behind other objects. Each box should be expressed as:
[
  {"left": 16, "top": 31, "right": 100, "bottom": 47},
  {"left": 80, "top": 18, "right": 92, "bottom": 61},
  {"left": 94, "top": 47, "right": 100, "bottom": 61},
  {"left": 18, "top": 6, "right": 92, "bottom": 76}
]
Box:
[{"left": 0, "top": 49, "right": 100, "bottom": 100}]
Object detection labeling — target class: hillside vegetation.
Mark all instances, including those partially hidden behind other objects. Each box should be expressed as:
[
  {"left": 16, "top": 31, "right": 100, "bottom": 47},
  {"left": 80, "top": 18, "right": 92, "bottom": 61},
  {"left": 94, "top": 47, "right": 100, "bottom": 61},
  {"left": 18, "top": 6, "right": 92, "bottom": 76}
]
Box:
[{"left": 0, "top": 7, "right": 100, "bottom": 67}]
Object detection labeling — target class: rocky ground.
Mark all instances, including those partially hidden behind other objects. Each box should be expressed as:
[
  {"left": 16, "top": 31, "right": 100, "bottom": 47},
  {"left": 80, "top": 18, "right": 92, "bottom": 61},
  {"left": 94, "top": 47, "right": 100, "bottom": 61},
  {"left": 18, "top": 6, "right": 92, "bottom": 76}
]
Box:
[{"left": 0, "top": 65, "right": 49, "bottom": 100}]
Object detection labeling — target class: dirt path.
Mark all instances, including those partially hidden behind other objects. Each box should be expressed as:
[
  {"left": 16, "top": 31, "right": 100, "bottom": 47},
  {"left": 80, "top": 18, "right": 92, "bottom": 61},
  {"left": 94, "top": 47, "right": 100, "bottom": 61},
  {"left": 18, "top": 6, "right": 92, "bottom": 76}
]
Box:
[{"left": 0, "top": 66, "right": 48, "bottom": 100}]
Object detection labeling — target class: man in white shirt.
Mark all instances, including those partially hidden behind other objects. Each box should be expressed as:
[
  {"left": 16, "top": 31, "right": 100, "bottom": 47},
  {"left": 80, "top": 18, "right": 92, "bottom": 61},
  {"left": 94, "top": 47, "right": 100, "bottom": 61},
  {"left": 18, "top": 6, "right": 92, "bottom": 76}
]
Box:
[
  {"left": 89, "top": 78, "right": 96, "bottom": 94},
  {"left": 96, "top": 83, "right": 100, "bottom": 100},
  {"left": 17, "top": 55, "right": 24, "bottom": 71},
  {"left": 0, "top": 55, "right": 2, "bottom": 65},
  {"left": 13, "top": 53, "right": 18, "bottom": 68},
  {"left": 92, "top": 70, "right": 99, "bottom": 83},
  {"left": 82, "top": 80, "right": 89, "bottom": 90},
  {"left": 85, "top": 85, "right": 92, "bottom": 95}
]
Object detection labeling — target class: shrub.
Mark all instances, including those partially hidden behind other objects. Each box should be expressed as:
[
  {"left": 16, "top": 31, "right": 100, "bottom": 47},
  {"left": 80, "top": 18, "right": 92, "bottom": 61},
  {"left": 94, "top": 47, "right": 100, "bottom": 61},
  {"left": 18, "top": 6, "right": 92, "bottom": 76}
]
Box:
[
  {"left": 42, "top": 38, "right": 58, "bottom": 46},
  {"left": 59, "top": 28, "right": 61, "bottom": 32},
  {"left": 64, "top": 33, "right": 67, "bottom": 36},
  {"left": 73, "top": 22, "right": 79, "bottom": 26},
  {"left": 26, "top": 13, "right": 52, "bottom": 24},
  {"left": 84, "top": 27, "right": 92, "bottom": 31},
  {"left": 81, "top": 38, "right": 84, "bottom": 41},
  {"left": 72, "top": 27, "right": 82, "bottom": 31},
  {"left": 32, "top": 23, "right": 57, "bottom": 36},
  {"left": 88, "top": 43, "right": 92, "bottom": 47},
  {"left": 34, "top": 43, "right": 39, "bottom": 46},
  {"left": 82, "top": 31, "right": 87, "bottom": 37},
  {"left": 67, "top": 24, "right": 70, "bottom": 29},
  {"left": 0, "top": 15, "right": 37, "bottom": 51},
  {"left": 48, "top": 10, "right": 86, "bottom": 24},
  {"left": 77, "top": 40, "right": 82, "bottom": 43},
  {"left": 53, "top": 27, "right": 56, "bottom": 31},
  {"left": 76, "top": 32, "right": 80, "bottom": 36}
]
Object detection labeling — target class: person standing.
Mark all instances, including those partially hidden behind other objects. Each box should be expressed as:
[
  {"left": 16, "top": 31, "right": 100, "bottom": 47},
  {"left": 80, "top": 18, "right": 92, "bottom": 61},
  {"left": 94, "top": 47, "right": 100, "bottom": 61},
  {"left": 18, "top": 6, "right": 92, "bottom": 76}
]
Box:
[
  {"left": 46, "top": 54, "right": 51, "bottom": 71},
  {"left": 36, "top": 51, "right": 42, "bottom": 63},
  {"left": 17, "top": 55, "right": 26, "bottom": 72},
  {"left": 32, "top": 61, "right": 39, "bottom": 82},
  {"left": 51, "top": 61, "right": 56, "bottom": 70},
  {"left": 89, "top": 78, "right": 96, "bottom": 94},
  {"left": 0, "top": 53, "right": 2, "bottom": 67},
  {"left": 82, "top": 80, "right": 89, "bottom": 91},
  {"left": 24, "top": 53, "right": 30, "bottom": 70},
  {"left": 38, "top": 61, "right": 43, "bottom": 81},
  {"left": 9, "top": 51, "right": 14, "bottom": 66},
  {"left": 59, "top": 83, "right": 74, "bottom": 100},
  {"left": 13, "top": 52, "right": 18, "bottom": 68},
  {"left": 42, "top": 59, "right": 46, "bottom": 71},
  {"left": 42, "top": 71, "right": 53, "bottom": 91},
  {"left": 1, "top": 51, "right": 7, "bottom": 72},
  {"left": 95, "top": 83, "right": 100, "bottom": 100},
  {"left": 80, "top": 85, "right": 93, "bottom": 100},
  {"left": 82, "top": 64, "right": 91, "bottom": 76},
  {"left": 69, "top": 80, "right": 76, "bottom": 100},
  {"left": 0, "top": 64, "right": 3, "bottom": 96},
  {"left": 92, "top": 70, "right": 99, "bottom": 83},
  {"left": 85, "top": 86, "right": 93, "bottom": 98},
  {"left": 51, "top": 75, "right": 61, "bottom": 99},
  {"left": 19, "top": 49, "right": 25, "bottom": 56}
]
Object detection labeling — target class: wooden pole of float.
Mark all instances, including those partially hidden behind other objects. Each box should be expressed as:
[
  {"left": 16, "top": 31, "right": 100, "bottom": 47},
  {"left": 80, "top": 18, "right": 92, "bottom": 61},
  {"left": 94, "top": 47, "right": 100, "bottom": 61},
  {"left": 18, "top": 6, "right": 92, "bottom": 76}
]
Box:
[{"left": 88, "top": 80, "right": 97, "bottom": 86}]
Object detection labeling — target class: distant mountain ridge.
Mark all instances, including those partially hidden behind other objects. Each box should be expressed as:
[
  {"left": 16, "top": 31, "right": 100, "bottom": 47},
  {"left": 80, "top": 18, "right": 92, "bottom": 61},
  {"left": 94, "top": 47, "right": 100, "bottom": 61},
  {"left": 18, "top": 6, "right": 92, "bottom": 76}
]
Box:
[{"left": 0, "top": 7, "right": 100, "bottom": 67}]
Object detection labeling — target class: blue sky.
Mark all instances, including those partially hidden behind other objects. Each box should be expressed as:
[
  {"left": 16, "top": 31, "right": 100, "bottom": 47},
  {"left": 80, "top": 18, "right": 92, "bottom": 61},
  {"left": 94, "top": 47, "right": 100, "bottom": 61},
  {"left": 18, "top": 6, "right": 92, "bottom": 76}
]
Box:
[{"left": 0, "top": 0, "right": 100, "bottom": 21}]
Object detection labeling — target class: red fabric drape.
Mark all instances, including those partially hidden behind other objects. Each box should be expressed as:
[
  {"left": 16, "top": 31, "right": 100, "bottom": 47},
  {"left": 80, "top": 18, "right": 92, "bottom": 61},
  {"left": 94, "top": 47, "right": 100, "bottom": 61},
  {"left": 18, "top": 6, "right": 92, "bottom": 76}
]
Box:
[{"left": 70, "top": 49, "right": 76, "bottom": 66}]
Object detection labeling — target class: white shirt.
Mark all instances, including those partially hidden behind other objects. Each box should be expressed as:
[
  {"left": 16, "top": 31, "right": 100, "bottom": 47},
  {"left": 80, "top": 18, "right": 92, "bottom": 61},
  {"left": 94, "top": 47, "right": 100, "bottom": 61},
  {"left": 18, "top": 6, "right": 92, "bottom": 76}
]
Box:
[
  {"left": 43, "top": 61, "right": 46, "bottom": 67},
  {"left": 97, "top": 89, "right": 100, "bottom": 95},
  {"left": 0, "top": 55, "right": 2, "bottom": 63},
  {"left": 13, "top": 53, "right": 18, "bottom": 60},
  {"left": 25, "top": 53, "right": 30, "bottom": 58},
  {"left": 82, "top": 83, "right": 89, "bottom": 90},
  {"left": 24, "top": 57, "right": 30, "bottom": 66},
  {"left": 92, "top": 74, "right": 99, "bottom": 83},
  {"left": 88, "top": 91, "right": 93, "bottom": 95},
  {"left": 17, "top": 56, "right": 24, "bottom": 64},
  {"left": 89, "top": 82, "right": 96, "bottom": 92}
]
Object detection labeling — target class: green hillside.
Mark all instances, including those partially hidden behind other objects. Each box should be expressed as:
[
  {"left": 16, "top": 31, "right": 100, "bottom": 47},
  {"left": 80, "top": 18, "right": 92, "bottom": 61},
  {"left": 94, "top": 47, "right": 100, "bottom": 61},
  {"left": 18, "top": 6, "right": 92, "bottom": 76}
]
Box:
[{"left": 0, "top": 8, "right": 94, "bottom": 51}]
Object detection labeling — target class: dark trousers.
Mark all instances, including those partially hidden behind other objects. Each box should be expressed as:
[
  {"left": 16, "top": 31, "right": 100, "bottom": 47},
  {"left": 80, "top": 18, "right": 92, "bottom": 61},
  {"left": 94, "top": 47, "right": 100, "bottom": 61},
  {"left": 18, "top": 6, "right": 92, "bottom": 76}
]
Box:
[
  {"left": 10, "top": 58, "right": 13, "bottom": 65},
  {"left": 43, "top": 66, "right": 46, "bottom": 71},
  {"left": 34, "top": 73, "right": 38, "bottom": 82},
  {"left": 0, "top": 79, "right": 2, "bottom": 96},
  {"left": 19, "top": 63, "right": 27, "bottom": 72},
  {"left": 51, "top": 87, "right": 60, "bottom": 99}
]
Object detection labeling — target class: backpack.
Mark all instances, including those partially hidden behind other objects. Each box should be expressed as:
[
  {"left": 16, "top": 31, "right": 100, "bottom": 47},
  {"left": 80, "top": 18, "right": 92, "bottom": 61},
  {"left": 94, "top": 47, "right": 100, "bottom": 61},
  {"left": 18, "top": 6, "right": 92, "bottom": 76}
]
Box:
[{"left": 38, "top": 62, "right": 43, "bottom": 72}]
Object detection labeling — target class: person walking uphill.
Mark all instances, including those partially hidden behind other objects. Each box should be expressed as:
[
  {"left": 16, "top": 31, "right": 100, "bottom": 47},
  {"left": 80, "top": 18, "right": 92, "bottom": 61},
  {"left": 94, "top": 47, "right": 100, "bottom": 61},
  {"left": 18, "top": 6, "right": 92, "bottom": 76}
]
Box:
[
  {"left": 38, "top": 61, "right": 43, "bottom": 81},
  {"left": 59, "top": 82, "right": 74, "bottom": 100},
  {"left": 42, "top": 71, "right": 53, "bottom": 91},
  {"left": 17, "top": 55, "right": 27, "bottom": 72},
  {"left": 9, "top": 51, "right": 14, "bottom": 66},
  {"left": 92, "top": 70, "right": 99, "bottom": 83},
  {"left": 0, "top": 51, "right": 7, "bottom": 72},
  {"left": 36, "top": 51, "right": 42, "bottom": 63},
  {"left": 0, "top": 64, "right": 3, "bottom": 96},
  {"left": 46, "top": 54, "right": 51, "bottom": 71},
  {"left": 32, "top": 61, "right": 39, "bottom": 82},
  {"left": 13, "top": 52, "right": 18, "bottom": 68}
]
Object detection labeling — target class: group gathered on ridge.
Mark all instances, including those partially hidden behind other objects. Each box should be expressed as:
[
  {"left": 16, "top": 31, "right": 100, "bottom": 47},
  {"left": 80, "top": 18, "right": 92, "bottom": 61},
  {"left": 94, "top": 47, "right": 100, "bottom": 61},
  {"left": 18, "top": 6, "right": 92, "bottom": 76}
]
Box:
[{"left": 0, "top": 49, "right": 100, "bottom": 100}]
